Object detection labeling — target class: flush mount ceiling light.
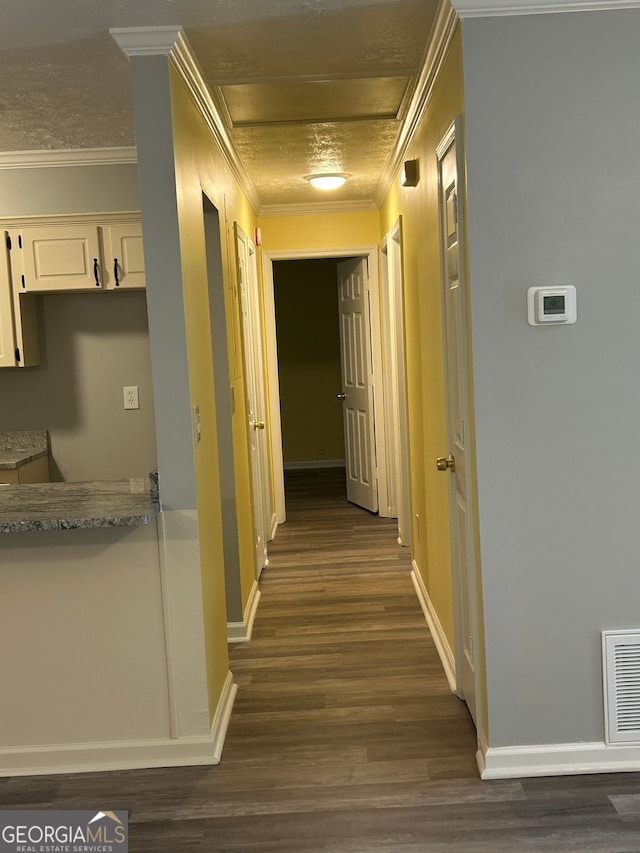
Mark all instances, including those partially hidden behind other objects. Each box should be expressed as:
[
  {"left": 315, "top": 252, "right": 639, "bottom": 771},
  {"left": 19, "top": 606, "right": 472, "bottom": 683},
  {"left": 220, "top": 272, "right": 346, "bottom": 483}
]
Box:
[{"left": 305, "top": 173, "right": 349, "bottom": 190}]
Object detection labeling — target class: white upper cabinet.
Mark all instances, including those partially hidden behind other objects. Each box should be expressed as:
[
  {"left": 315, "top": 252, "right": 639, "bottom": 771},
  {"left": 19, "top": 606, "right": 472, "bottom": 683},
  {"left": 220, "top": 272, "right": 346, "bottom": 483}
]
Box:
[
  {"left": 0, "top": 231, "right": 39, "bottom": 367},
  {"left": 101, "top": 222, "right": 145, "bottom": 290},
  {"left": 0, "top": 235, "right": 16, "bottom": 367},
  {"left": 0, "top": 213, "right": 145, "bottom": 368},
  {"left": 9, "top": 215, "right": 146, "bottom": 294},
  {"left": 18, "top": 224, "right": 103, "bottom": 292}
]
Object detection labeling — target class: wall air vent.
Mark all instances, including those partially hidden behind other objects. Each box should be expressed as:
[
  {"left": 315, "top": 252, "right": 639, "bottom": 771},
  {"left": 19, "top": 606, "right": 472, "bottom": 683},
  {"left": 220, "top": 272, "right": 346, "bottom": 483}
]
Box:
[{"left": 602, "top": 630, "right": 640, "bottom": 745}]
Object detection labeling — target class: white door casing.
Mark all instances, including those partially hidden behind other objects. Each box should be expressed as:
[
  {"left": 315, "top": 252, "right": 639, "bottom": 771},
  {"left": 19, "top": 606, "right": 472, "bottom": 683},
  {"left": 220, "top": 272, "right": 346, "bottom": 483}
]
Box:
[
  {"left": 437, "top": 117, "right": 478, "bottom": 725},
  {"left": 248, "top": 239, "right": 273, "bottom": 549},
  {"left": 337, "top": 256, "right": 378, "bottom": 513},
  {"left": 236, "top": 226, "right": 269, "bottom": 578},
  {"left": 261, "top": 246, "right": 384, "bottom": 526},
  {"left": 380, "top": 220, "right": 412, "bottom": 545}
]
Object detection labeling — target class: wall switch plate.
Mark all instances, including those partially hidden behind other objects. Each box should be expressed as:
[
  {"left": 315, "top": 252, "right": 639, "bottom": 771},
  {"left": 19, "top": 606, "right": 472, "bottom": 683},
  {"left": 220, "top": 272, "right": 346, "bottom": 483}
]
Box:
[
  {"left": 123, "top": 385, "right": 139, "bottom": 410},
  {"left": 192, "top": 404, "right": 201, "bottom": 444}
]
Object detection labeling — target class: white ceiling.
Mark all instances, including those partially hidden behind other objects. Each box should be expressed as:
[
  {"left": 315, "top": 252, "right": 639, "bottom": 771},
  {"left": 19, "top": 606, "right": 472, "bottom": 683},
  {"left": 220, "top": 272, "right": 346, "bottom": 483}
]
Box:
[{"left": 0, "top": 0, "right": 442, "bottom": 209}]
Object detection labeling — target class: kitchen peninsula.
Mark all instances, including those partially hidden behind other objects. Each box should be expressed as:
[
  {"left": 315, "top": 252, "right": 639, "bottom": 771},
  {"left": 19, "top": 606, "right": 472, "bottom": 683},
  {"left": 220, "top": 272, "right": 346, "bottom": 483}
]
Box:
[
  {"left": 0, "top": 474, "right": 159, "bottom": 532},
  {"left": 0, "top": 430, "right": 159, "bottom": 531},
  {"left": 0, "top": 468, "right": 173, "bottom": 776}
]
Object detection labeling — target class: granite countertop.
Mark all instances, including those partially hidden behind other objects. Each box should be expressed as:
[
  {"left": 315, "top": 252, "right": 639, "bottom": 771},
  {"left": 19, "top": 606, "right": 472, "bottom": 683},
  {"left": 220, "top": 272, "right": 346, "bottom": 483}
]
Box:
[
  {"left": 0, "top": 475, "right": 160, "bottom": 533},
  {"left": 0, "top": 430, "right": 49, "bottom": 469}
]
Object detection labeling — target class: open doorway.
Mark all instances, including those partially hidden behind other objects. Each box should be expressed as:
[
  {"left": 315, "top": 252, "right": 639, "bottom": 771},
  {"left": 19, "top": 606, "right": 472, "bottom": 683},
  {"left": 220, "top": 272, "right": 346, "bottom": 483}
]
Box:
[
  {"left": 203, "top": 196, "right": 246, "bottom": 642},
  {"left": 263, "top": 245, "right": 407, "bottom": 536},
  {"left": 273, "top": 258, "right": 346, "bottom": 475}
]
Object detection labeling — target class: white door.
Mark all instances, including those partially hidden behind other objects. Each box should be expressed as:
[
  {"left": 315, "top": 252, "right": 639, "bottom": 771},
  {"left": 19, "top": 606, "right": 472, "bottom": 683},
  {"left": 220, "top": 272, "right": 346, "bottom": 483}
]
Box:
[
  {"left": 337, "top": 257, "right": 378, "bottom": 513},
  {"left": 236, "top": 228, "right": 269, "bottom": 578},
  {"left": 248, "top": 241, "right": 272, "bottom": 548},
  {"left": 437, "top": 120, "right": 477, "bottom": 724}
]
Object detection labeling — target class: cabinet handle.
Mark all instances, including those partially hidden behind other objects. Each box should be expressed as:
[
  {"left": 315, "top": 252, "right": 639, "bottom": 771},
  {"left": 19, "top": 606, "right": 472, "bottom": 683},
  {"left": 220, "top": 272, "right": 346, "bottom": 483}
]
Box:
[
  {"left": 93, "top": 258, "right": 100, "bottom": 287},
  {"left": 114, "top": 258, "right": 120, "bottom": 287}
]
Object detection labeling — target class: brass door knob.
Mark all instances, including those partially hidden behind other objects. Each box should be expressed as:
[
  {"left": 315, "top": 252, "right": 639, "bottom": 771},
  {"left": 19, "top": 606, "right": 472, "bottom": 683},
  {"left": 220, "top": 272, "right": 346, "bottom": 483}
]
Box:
[
  {"left": 436, "top": 455, "right": 455, "bottom": 472},
  {"left": 252, "top": 421, "right": 265, "bottom": 430},
  {"left": 337, "top": 393, "right": 346, "bottom": 400}
]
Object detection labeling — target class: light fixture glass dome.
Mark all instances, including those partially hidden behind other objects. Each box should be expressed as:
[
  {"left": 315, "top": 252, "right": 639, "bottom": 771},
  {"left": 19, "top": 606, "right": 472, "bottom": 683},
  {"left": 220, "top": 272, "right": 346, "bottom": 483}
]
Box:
[{"left": 305, "top": 173, "right": 349, "bottom": 190}]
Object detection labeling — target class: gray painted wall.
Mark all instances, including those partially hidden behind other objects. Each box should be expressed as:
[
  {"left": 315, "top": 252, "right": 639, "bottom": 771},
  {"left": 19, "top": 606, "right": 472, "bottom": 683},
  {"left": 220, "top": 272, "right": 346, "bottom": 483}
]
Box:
[
  {"left": 0, "top": 160, "right": 156, "bottom": 481},
  {"left": 0, "top": 163, "right": 139, "bottom": 217},
  {"left": 462, "top": 9, "right": 640, "bottom": 747},
  {"left": 0, "top": 292, "right": 156, "bottom": 481},
  {"left": 129, "top": 54, "right": 196, "bottom": 512}
]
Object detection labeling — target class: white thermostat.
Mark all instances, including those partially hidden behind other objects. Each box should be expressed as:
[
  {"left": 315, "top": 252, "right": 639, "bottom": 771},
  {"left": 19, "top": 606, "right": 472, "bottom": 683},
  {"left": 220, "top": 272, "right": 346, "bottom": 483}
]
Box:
[{"left": 527, "top": 285, "right": 576, "bottom": 326}]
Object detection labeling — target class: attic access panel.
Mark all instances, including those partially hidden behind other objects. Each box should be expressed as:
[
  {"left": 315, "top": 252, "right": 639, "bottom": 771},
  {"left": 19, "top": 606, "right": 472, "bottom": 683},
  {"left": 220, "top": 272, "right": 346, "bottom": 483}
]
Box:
[{"left": 219, "top": 76, "right": 412, "bottom": 126}]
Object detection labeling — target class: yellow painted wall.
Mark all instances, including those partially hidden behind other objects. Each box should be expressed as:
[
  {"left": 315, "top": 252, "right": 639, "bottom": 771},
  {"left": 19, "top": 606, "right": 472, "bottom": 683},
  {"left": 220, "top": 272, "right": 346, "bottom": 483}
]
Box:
[
  {"left": 274, "top": 259, "right": 344, "bottom": 464},
  {"left": 379, "top": 29, "right": 486, "bottom": 731},
  {"left": 379, "top": 31, "right": 463, "bottom": 654},
  {"left": 258, "top": 210, "right": 380, "bottom": 251},
  {"left": 169, "top": 65, "right": 257, "bottom": 723}
]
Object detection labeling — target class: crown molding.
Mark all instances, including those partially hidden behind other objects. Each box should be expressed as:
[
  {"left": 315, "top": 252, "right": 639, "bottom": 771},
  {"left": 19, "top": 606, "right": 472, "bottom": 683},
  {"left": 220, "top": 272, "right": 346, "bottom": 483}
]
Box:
[
  {"left": 258, "top": 199, "right": 378, "bottom": 217},
  {"left": 111, "top": 26, "right": 261, "bottom": 214},
  {"left": 0, "top": 211, "right": 140, "bottom": 227},
  {"left": 374, "top": 0, "right": 458, "bottom": 206},
  {"left": 451, "top": 0, "right": 640, "bottom": 16},
  {"left": 110, "top": 26, "right": 182, "bottom": 56},
  {"left": 0, "top": 147, "right": 137, "bottom": 171},
  {"left": 169, "top": 32, "right": 261, "bottom": 212}
]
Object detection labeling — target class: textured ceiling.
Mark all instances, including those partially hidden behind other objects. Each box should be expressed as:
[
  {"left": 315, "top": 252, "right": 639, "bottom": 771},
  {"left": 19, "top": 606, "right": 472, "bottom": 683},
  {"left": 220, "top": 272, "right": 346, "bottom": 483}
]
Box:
[{"left": 0, "top": 0, "right": 441, "bottom": 208}]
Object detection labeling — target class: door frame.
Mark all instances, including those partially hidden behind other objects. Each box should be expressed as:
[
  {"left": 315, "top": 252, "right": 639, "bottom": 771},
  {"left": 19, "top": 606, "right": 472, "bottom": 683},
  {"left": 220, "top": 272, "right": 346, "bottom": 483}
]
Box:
[
  {"left": 436, "top": 117, "right": 481, "bottom": 722},
  {"left": 261, "top": 245, "right": 387, "bottom": 525},
  {"left": 379, "top": 217, "right": 412, "bottom": 544},
  {"left": 236, "top": 224, "right": 271, "bottom": 577}
]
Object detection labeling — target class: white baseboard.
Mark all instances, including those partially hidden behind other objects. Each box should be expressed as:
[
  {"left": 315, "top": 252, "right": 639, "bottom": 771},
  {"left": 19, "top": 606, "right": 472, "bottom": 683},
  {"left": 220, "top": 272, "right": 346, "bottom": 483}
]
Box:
[
  {"left": 411, "top": 562, "right": 457, "bottom": 693},
  {"left": 0, "top": 739, "right": 216, "bottom": 778},
  {"left": 270, "top": 513, "right": 278, "bottom": 541},
  {"left": 283, "top": 459, "right": 346, "bottom": 470},
  {"left": 478, "top": 732, "right": 640, "bottom": 779},
  {"left": 227, "top": 581, "right": 261, "bottom": 644},
  {"left": 0, "top": 672, "right": 238, "bottom": 778},
  {"left": 210, "top": 670, "right": 237, "bottom": 762}
]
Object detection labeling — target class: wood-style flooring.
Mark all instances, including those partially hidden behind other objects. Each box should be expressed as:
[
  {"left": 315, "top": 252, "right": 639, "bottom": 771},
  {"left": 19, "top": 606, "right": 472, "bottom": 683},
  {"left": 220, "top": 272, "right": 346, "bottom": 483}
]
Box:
[{"left": 4, "top": 467, "right": 640, "bottom": 851}]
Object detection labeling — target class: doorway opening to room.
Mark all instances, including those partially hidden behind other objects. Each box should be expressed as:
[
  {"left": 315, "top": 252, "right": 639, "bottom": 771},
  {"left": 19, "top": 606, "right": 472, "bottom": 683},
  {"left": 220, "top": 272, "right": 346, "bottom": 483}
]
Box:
[
  {"left": 203, "top": 195, "right": 244, "bottom": 637},
  {"left": 263, "top": 244, "right": 410, "bottom": 546}
]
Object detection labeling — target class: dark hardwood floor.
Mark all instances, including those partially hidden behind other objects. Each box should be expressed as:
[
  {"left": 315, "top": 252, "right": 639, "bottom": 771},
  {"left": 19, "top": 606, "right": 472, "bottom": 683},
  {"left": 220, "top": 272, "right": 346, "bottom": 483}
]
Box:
[{"left": 4, "top": 468, "right": 640, "bottom": 851}]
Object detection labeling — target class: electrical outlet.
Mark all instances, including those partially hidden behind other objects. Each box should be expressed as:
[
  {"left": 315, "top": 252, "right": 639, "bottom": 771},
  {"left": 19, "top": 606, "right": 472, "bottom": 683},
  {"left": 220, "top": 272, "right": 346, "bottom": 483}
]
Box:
[{"left": 123, "top": 385, "right": 139, "bottom": 410}]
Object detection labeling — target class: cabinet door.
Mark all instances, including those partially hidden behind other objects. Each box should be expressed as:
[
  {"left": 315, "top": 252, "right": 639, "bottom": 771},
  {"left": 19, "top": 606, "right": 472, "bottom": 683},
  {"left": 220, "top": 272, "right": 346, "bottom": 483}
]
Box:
[
  {"left": 102, "top": 223, "right": 145, "bottom": 290},
  {"left": 4, "top": 229, "right": 39, "bottom": 367},
  {"left": 0, "top": 233, "right": 17, "bottom": 367},
  {"left": 19, "top": 225, "right": 103, "bottom": 292},
  {"left": 12, "top": 292, "right": 40, "bottom": 367}
]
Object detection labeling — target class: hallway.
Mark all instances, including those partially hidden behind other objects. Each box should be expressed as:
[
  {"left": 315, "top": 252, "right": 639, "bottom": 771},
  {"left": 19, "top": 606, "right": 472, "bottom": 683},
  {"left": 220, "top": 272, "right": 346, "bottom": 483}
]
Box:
[
  {"left": 223, "top": 467, "right": 480, "bottom": 823},
  {"left": 4, "top": 469, "right": 640, "bottom": 851}
]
